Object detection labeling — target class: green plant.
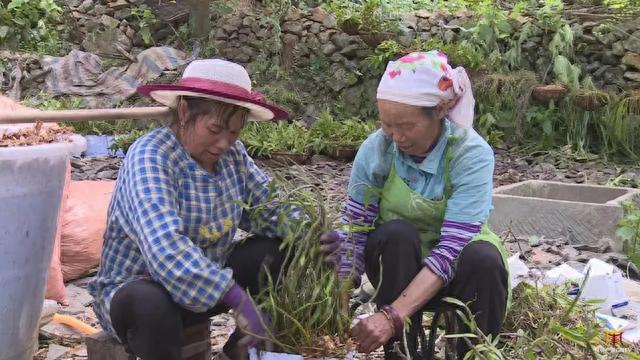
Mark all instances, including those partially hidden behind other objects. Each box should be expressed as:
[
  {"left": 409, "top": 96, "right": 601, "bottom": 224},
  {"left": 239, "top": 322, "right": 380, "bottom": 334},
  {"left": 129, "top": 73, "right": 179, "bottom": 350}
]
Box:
[
  {"left": 619, "top": 201, "right": 640, "bottom": 269},
  {"left": 0, "top": 0, "right": 67, "bottom": 54},
  {"left": 244, "top": 172, "right": 352, "bottom": 356},
  {"left": 130, "top": 4, "right": 158, "bottom": 46},
  {"left": 241, "top": 121, "right": 311, "bottom": 157},
  {"left": 309, "top": 111, "right": 377, "bottom": 154},
  {"left": 326, "top": 0, "right": 400, "bottom": 33},
  {"left": 108, "top": 128, "right": 150, "bottom": 154}
]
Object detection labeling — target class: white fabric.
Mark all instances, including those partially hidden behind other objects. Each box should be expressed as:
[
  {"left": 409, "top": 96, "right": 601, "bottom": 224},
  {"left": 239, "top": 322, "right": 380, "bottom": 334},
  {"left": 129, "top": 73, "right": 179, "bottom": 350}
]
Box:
[{"left": 376, "top": 51, "right": 475, "bottom": 128}]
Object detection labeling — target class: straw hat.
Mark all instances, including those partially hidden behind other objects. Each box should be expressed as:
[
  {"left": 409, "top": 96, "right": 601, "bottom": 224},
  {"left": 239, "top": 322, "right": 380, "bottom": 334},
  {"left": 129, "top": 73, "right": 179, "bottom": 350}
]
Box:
[{"left": 138, "top": 59, "right": 288, "bottom": 121}]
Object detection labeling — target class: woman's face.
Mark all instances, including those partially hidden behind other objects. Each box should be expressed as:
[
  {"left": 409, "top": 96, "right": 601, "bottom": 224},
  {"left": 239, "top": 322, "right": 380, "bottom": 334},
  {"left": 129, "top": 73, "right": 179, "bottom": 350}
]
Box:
[
  {"left": 177, "top": 100, "right": 245, "bottom": 168},
  {"left": 377, "top": 99, "right": 444, "bottom": 156}
]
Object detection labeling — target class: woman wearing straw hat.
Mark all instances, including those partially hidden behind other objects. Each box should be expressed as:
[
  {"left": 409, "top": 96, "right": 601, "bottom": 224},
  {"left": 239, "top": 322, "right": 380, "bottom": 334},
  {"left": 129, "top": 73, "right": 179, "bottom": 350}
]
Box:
[
  {"left": 320, "top": 51, "right": 510, "bottom": 359},
  {"left": 89, "top": 59, "right": 296, "bottom": 360}
]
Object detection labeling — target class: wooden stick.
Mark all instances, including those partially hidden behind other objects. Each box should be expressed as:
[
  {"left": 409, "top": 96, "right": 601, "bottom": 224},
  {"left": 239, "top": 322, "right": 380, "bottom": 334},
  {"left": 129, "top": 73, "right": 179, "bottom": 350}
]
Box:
[{"left": 0, "top": 106, "right": 171, "bottom": 124}]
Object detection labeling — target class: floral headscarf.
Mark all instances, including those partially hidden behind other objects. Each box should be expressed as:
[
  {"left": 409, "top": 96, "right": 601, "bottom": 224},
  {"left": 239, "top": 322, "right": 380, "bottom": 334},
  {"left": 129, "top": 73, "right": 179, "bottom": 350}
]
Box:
[{"left": 376, "top": 50, "right": 475, "bottom": 128}]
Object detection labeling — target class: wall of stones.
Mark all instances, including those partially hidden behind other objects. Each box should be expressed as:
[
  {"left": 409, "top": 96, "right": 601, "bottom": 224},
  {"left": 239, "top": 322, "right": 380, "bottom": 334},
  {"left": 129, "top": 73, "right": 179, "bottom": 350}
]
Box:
[{"left": 210, "top": 6, "right": 640, "bottom": 93}]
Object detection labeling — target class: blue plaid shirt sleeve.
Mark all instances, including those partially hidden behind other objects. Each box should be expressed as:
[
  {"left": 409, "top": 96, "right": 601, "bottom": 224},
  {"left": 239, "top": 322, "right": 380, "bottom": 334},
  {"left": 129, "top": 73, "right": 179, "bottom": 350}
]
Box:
[
  {"left": 123, "top": 147, "right": 234, "bottom": 313},
  {"left": 238, "top": 145, "right": 305, "bottom": 239}
]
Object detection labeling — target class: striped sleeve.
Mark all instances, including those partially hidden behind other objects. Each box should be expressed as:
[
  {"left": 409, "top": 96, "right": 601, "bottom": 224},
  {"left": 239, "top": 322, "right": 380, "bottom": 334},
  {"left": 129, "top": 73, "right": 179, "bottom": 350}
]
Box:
[
  {"left": 423, "top": 220, "right": 481, "bottom": 285},
  {"left": 337, "top": 196, "right": 379, "bottom": 278}
]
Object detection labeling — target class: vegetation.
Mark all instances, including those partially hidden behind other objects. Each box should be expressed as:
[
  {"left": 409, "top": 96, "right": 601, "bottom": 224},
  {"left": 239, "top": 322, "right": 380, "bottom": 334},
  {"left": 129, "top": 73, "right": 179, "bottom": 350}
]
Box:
[
  {"left": 246, "top": 172, "right": 352, "bottom": 356},
  {"left": 0, "top": 0, "right": 69, "bottom": 54},
  {"left": 309, "top": 111, "right": 377, "bottom": 155},
  {"left": 619, "top": 201, "right": 640, "bottom": 270}
]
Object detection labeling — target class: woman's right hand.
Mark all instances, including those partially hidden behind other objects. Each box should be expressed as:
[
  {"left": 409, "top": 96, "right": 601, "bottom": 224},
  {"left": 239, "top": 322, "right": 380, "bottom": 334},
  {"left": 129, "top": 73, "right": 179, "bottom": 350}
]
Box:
[
  {"left": 222, "top": 285, "right": 270, "bottom": 348},
  {"left": 319, "top": 230, "right": 340, "bottom": 266}
]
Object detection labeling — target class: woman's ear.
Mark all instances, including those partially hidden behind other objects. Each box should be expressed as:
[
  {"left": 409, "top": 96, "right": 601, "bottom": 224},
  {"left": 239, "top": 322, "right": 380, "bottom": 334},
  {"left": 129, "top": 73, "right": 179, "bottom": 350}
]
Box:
[{"left": 177, "top": 98, "right": 189, "bottom": 126}]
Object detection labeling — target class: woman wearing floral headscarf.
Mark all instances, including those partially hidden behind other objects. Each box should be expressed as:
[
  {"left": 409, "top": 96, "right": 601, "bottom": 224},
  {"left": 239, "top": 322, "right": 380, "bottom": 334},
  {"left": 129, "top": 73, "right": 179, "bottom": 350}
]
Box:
[{"left": 320, "top": 51, "right": 510, "bottom": 359}]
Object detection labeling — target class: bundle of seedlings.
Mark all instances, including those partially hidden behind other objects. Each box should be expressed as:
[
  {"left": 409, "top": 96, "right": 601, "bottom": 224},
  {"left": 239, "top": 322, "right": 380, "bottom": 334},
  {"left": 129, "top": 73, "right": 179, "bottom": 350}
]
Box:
[{"left": 242, "top": 172, "right": 354, "bottom": 358}]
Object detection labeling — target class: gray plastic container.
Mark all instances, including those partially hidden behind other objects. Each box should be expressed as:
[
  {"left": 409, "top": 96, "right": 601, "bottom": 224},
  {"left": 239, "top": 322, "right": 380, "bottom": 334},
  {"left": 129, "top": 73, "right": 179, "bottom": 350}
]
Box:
[{"left": 0, "top": 135, "right": 85, "bottom": 360}]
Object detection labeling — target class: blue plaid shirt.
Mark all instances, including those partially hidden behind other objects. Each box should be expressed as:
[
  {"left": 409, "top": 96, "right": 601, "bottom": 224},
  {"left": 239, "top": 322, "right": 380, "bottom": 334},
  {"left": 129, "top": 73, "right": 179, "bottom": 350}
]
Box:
[{"left": 88, "top": 126, "right": 298, "bottom": 336}]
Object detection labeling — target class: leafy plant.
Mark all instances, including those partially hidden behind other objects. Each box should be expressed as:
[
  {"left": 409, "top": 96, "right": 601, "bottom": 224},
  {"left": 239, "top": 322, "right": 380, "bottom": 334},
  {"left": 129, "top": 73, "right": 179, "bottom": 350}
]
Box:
[
  {"left": 130, "top": 4, "right": 158, "bottom": 46},
  {"left": 0, "top": 0, "right": 67, "bottom": 54},
  {"left": 241, "top": 121, "right": 311, "bottom": 157},
  {"left": 245, "top": 171, "right": 352, "bottom": 356},
  {"left": 619, "top": 201, "right": 640, "bottom": 268},
  {"left": 108, "top": 128, "right": 150, "bottom": 154},
  {"left": 326, "top": 0, "right": 400, "bottom": 33},
  {"left": 309, "top": 112, "right": 377, "bottom": 155}
]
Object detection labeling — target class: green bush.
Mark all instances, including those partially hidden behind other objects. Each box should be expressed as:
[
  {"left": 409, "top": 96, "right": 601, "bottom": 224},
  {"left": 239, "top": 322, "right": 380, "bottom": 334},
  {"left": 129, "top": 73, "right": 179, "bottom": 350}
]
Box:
[{"left": 0, "top": 0, "right": 67, "bottom": 54}]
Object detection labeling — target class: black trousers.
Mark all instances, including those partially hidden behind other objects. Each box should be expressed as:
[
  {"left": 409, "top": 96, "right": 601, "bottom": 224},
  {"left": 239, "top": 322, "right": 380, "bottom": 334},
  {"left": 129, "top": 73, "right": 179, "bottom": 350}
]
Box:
[
  {"left": 109, "top": 235, "right": 286, "bottom": 360},
  {"left": 365, "top": 219, "right": 508, "bottom": 360}
]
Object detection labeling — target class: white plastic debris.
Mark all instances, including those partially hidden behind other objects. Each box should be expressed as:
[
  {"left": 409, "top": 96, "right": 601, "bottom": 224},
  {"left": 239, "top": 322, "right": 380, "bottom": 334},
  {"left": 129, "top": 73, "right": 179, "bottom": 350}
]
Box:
[
  {"left": 249, "top": 348, "right": 303, "bottom": 360},
  {"left": 580, "top": 259, "right": 629, "bottom": 314},
  {"left": 544, "top": 263, "right": 583, "bottom": 286},
  {"left": 508, "top": 253, "right": 530, "bottom": 289}
]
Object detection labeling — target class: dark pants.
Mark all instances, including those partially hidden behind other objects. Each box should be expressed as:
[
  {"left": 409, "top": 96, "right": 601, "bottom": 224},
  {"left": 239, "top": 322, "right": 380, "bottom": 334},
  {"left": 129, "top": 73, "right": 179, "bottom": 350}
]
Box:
[
  {"left": 365, "top": 219, "right": 508, "bottom": 360},
  {"left": 109, "top": 235, "right": 286, "bottom": 360}
]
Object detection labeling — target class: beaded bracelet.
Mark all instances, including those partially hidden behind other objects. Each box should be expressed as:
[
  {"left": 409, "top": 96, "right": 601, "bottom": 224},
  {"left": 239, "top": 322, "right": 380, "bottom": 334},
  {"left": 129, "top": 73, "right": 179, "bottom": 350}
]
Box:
[{"left": 381, "top": 305, "right": 404, "bottom": 337}]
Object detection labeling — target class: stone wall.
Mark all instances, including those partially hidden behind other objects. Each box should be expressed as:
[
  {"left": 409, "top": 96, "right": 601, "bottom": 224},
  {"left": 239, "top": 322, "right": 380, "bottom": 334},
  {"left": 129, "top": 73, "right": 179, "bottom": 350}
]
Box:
[{"left": 210, "top": 6, "right": 640, "bottom": 92}]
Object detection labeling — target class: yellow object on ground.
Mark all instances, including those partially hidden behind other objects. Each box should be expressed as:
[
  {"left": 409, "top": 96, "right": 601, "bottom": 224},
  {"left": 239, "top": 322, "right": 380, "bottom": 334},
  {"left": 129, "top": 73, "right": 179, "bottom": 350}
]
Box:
[{"left": 52, "top": 313, "right": 99, "bottom": 335}]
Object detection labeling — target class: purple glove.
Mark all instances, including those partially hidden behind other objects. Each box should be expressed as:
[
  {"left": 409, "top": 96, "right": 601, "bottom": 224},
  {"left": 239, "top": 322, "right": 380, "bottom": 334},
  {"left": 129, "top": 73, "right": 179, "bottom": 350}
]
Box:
[
  {"left": 319, "top": 230, "right": 340, "bottom": 266},
  {"left": 222, "top": 284, "right": 269, "bottom": 348}
]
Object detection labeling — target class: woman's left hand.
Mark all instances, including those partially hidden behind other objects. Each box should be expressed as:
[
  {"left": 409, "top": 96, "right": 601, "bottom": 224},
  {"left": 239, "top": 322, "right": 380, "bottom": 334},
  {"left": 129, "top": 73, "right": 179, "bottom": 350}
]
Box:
[{"left": 351, "top": 312, "right": 395, "bottom": 354}]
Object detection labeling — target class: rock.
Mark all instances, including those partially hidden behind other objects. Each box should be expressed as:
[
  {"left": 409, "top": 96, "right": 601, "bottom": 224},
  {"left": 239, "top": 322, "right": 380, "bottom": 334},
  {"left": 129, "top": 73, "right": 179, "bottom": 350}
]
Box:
[
  {"left": 126, "top": 26, "right": 135, "bottom": 40},
  {"left": 283, "top": 21, "right": 303, "bottom": 35},
  {"left": 68, "top": 0, "right": 83, "bottom": 7},
  {"left": 284, "top": 7, "right": 302, "bottom": 22},
  {"left": 340, "top": 44, "right": 360, "bottom": 59},
  {"left": 572, "top": 243, "right": 611, "bottom": 253},
  {"left": 46, "top": 344, "right": 70, "bottom": 360},
  {"left": 624, "top": 31, "right": 640, "bottom": 53},
  {"left": 96, "top": 169, "right": 119, "bottom": 179},
  {"left": 397, "top": 35, "right": 413, "bottom": 47},
  {"left": 612, "top": 41, "right": 626, "bottom": 56},
  {"left": 40, "top": 322, "right": 83, "bottom": 345},
  {"left": 222, "top": 24, "right": 237, "bottom": 34},
  {"left": 331, "top": 33, "right": 357, "bottom": 49},
  {"left": 416, "top": 9, "right": 431, "bottom": 18},
  {"left": 74, "top": 347, "right": 88, "bottom": 357},
  {"left": 624, "top": 72, "right": 640, "bottom": 82},
  {"left": 444, "top": 29, "right": 456, "bottom": 43},
  {"left": 40, "top": 300, "right": 61, "bottom": 327},
  {"left": 242, "top": 16, "right": 254, "bottom": 27},
  {"left": 94, "top": 4, "right": 110, "bottom": 16},
  {"left": 309, "top": 7, "right": 329, "bottom": 23},
  {"left": 623, "top": 52, "right": 640, "bottom": 70},
  {"left": 321, "top": 43, "right": 337, "bottom": 56},
  {"left": 82, "top": 27, "right": 132, "bottom": 55},
  {"left": 310, "top": 22, "right": 321, "bottom": 34},
  {"left": 238, "top": 27, "right": 251, "bottom": 35},
  {"left": 113, "top": 8, "right": 131, "bottom": 20},
  {"left": 77, "top": 0, "right": 94, "bottom": 13},
  {"left": 601, "top": 51, "right": 620, "bottom": 66},
  {"left": 318, "top": 30, "right": 332, "bottom": 43},
  {"left": 329, "top": 64, "right": 358, "bottom": 92},
  {"left": 100, "top": 15, "right": 120, "bottom": 29},
  {"left": 109, "top": 0, "right": 129, "bottom": 10},
  {"left": 323, "top": 15, "right": 338, "bottom": 29},
  {"left": 66, "top": 284, "right": 94, "bottom": 308}
]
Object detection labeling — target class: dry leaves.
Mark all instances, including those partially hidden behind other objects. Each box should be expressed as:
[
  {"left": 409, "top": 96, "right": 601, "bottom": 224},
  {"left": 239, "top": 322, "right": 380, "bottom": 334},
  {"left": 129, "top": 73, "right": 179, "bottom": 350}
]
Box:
[{"left": 0, "top": 122, "right": 72, "bottom": 147}]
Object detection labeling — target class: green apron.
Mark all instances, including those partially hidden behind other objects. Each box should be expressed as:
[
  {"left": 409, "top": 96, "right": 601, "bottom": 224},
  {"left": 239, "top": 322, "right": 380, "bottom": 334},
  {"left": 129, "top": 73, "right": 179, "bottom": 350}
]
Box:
[{"left": 375, "top": 142, "right": 512, "bottom": 311}]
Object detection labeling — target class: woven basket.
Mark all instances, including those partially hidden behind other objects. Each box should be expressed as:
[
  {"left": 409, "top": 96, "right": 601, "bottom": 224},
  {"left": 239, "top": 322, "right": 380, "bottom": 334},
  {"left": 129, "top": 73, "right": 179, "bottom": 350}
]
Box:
[
  {"left": 574, "top": 91, "right": 609, "bottom": 111},
  {"left": 531, "top": 84, "right": 567, "bottom": 103}
]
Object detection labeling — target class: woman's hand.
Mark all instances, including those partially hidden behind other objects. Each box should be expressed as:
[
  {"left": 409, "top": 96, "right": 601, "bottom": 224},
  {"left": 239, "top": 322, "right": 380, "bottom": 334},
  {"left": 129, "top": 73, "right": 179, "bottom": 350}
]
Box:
[
  {"left": 222, "top": 285, "right": 270, "bottom": 348},
  {"left": 319, "top": 230, "right": 340, "bottom": 265},
  {"left": 351, "top": 312, "right": 395, "bottom": 354}
]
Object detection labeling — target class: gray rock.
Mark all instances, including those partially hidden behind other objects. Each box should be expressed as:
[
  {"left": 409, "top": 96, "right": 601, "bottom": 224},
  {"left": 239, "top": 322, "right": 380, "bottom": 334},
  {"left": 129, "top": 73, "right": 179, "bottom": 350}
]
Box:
[
  {"left": 238, "top": 34, "right": 248, "bottom": 43},
  {"left": 238, "top": 27, "right": 251, "bottom": 35},
  {"left": 310, "top": 22, "right": 321, "bottom": 34},
  {"left": 74, "top": 347, "right": 88, "bottom": 357},
  {"left": 340, "top": 44, "right": 360, "bottom": 59},
  {"left": 397, "top": 35, "right": 413, "bottom": 47},
  {"left": 284, "top": 7, "right": 302, "bottom": 22},
  {"left": 624, "top": 31, "right": 640, "bottom": 53},
  {"left": 283, "top": 22, "right": 303, "bottom": 35},
  {"left": 40, "top": 300, "right": 61, "bottom": 327},
  {"left": 113, "top": 8, "right": 131, "bottom": 20},
  {"left": 82, "top": 27, "right": 132, "bottom": 55},
  {"left": 623, "top": 52, "right": 640, "bottom": 70},
  {"left": 444, "top": 29, "right": 456, "bottom": 43},
  {"left": 222, "top": 24, "right": 237, "bottom": 34},
  {"left": 318, "top": 30, "right": 332, "bottom": 43},
  {"left": 66, "top": 284, "right": 94, "bottom": 308},
  {"left": 100, "top": 15, "right": 120, "bottom": 29},
  {"left": 97, "top": 170, "right": 119, "bottom": 179},
  {"left": 624, "top": 71, "right": 640, "bottom": 82},
  {"left": 240, "top": 46, "right": 254, "bottom": 57},
  {"left": 613, "top": 41, "right": 626, "bottom": 56},
  {"left": 329, "top": 64, "right": 358, "bottom": 92},
  {"left": 40, "top": 322, "right": 83, "bottom": 345},
  {"left": 331, "top": 33, "right": 357, "bottom": 49},
  {"left": 322, "top": 14, "right": 338, "bottom": 29},
  {"left": 94, "top": 4, "right": 110, "bottom": 16},
  {"left": 68, "top": 0, "right": 83, "bottom": 8},
  {"left": 46, "top": 344, "right": 70, "bottom": 360},
  {"left": 77, "top": 0, "right": 94, "bottom": 13},
  {"left": 321, "top": 43, "right": 337, "bottom": 56},
  {"left": 242, "top": 16, "right": 255, "bottom": 27},
  {"left": 601, "top": 51, "right": 620, "bottom": 66}
]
